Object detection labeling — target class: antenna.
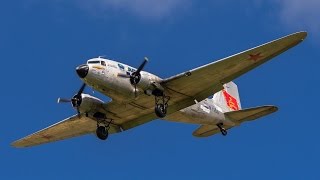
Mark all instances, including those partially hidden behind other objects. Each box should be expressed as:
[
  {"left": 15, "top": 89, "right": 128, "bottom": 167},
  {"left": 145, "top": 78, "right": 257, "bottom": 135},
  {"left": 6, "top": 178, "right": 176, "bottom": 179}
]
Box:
[{"left": 98, "top": 55, "right": 107, "bottom": 59}]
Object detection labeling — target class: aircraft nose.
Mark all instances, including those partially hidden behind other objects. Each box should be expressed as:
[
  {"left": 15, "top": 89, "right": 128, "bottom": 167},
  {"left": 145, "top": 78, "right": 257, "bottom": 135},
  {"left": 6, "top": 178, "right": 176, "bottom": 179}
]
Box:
[{"left": 76, "top": 64, "right": 89, "bottom": 78}]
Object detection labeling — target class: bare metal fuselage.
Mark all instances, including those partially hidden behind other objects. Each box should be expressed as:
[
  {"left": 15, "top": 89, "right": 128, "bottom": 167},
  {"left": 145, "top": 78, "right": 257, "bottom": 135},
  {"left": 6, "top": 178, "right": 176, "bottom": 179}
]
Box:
[{"left": 81, "top": 58, "right": 235, "bottom": 127}]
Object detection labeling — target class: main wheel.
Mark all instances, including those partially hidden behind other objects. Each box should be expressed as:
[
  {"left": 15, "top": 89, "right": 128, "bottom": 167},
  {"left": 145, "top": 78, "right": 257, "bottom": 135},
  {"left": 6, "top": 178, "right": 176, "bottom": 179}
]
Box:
[
  {"left": 96, "top": 126, "right": 109, "bottom": 140},
  {"left": 155, "top": 104, "right": 167, "bottom": 118}
]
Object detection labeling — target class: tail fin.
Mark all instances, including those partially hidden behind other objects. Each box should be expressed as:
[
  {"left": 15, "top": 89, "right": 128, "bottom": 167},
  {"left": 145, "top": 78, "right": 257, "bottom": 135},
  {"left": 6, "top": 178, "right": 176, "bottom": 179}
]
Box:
[{"left": 212, "top": 81, "right": 241, "bottom": 113}]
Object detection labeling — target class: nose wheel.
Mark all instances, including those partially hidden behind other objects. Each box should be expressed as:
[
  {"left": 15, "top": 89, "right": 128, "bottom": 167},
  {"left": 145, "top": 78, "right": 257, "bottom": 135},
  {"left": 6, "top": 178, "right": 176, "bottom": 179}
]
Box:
[
  {"left": 217, "top": 123, "right": 228, "bottom": 136},
  {"left": 154, "top": 95, "right": 170, "bottom": 118}
]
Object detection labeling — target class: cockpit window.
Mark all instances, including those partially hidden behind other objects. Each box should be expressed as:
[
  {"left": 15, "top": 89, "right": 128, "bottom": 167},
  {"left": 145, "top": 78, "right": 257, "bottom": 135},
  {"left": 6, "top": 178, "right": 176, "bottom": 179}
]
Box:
[
  {"left": 88, "top": 61, "right": 100, "bottom": 64},
  {"left": 101, "top": 61, "right": 106, "bottom": 66}
]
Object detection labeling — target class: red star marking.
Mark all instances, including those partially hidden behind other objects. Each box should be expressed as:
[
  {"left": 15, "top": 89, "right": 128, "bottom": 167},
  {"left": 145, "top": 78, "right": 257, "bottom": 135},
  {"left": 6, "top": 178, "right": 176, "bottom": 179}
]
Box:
[
  {"left": 248, "top": 52, "right": 263, "bottom": 62},
  {"left": 42, "top": 134, "right": 53, "bottom": 140}
]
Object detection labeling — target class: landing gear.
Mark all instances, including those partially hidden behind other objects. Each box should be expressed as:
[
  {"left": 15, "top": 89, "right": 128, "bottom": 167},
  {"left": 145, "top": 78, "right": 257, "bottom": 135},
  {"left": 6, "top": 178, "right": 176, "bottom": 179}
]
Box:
[
  {"left": 96, "top": 126, "right": 108, "bottom": 140},
  {"left": 94, "top": 112, "right": 113, "bottom": 141},
  {"left": 217, "top": 123, "right": 228, "bottom": 136},
  {"left": 154, "top": 94, "right": 170, "bottom": 118},
  {"left": 155, "top": 104, "right": 167, "bottom": 118}
]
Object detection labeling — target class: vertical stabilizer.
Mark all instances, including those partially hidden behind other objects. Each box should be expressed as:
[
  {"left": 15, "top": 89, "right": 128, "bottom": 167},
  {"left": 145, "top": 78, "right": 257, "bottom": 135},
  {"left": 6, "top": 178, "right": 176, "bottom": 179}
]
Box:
[{"left": 212, "top": 81, "right": 241, "bottom": 113}]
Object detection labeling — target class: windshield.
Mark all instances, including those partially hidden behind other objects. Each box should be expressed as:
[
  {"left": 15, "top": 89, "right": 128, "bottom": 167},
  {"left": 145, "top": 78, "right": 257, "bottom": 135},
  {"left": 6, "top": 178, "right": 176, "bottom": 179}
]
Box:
[
  {"left": 87, "top": 60, "right": 107, "bottom": 66},
  {"left": 88, "top": 61, "right": 100, "bottom": 64}
]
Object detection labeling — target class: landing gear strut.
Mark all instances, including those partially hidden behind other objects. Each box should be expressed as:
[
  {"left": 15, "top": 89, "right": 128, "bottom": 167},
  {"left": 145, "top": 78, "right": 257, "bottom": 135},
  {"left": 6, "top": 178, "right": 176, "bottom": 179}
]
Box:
[
  {"left": 154, "top": 94, "right": 170, "bottom": 118},
  {"left": 217, "top": 123, "right": 227, "bottom": 136},
  {"left": 94, "top": 112, "right": 113, "bottom": 140}
]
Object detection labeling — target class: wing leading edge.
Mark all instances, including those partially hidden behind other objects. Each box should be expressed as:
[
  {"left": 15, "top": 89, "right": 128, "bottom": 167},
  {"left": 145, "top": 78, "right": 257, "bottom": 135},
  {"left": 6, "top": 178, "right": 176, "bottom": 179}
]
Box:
[{"left": 162, "top": 32, "right": 307, "bottom": 101}]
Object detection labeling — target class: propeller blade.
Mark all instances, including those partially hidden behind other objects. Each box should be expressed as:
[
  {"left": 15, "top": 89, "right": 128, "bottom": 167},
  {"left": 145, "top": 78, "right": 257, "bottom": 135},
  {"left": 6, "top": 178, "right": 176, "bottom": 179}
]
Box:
[
  {"left": 76, "top": 83, "right": 86, "bottom": 97},
  {"left": 57, "top": 98, "right": 71, "bottom": 103},
  {"left": 135, "top": 57, "right": 148, "bottom": 74},
  {"left": 117, "top": 73, "right": 130, "bottom": 78},
  {"left": 76, "top": 107, "right": 81, "bottom": 118},
  {"left": 134, "top": 85, "right": 137, "bottom": 98}
]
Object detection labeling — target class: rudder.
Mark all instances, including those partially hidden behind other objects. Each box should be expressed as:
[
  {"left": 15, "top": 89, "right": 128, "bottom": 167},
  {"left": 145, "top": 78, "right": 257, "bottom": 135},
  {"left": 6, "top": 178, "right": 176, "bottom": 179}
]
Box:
[{"left": 212, "top": 81, "right": 241, "bottom": 113}]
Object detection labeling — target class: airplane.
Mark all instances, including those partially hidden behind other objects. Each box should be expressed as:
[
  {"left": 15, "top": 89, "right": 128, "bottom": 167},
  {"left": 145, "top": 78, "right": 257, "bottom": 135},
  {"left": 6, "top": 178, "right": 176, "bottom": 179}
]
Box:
[{"left": 12, "top": 31, "right": 307, "bottom": 148}]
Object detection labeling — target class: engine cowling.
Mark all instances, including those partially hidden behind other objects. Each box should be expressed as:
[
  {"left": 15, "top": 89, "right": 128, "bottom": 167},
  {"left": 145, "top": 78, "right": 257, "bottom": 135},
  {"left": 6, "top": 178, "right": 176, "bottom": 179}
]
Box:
[
  {"left": 135, "top": 72, "right": 152, "bottom": 90},
  {"left": 135, "top": 72, "right": 163, "bottom": 93},
  {"left": 73, "top": 94, "right": 104, "bottom": 113}
]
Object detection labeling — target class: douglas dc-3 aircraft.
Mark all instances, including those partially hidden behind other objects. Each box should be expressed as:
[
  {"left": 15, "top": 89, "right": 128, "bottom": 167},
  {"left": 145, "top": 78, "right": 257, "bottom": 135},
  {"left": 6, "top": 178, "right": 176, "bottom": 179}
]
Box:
[{"left": 12, "top": 32, "right": 307, "bottom": 147}]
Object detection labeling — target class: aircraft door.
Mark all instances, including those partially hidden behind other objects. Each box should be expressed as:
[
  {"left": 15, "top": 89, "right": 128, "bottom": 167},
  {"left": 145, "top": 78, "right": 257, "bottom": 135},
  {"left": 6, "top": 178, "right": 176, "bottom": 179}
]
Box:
[{"left": 100, "top": 60, "right": 109, "bottom": 77}]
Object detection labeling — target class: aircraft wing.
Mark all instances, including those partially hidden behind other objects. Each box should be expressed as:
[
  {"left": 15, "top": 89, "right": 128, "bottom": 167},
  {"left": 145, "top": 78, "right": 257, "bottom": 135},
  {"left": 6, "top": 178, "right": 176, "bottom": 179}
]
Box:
[
  {"left": 162, "top": 32, "right": 306, "bottom": 103},
  {"left": 12, "top": 115, "right": 122, "bottom": 148},
  {"left": 102, "top": 32, "right": 307, "bottom": 131}
]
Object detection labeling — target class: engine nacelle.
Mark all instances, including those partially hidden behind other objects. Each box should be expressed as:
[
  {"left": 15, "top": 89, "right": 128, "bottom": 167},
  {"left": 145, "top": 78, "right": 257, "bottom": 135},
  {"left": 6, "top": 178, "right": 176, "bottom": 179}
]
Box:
[
  {"left": 76, "top": 94, "right": 104, "bottom": 113},
  {"left": 136, "top": 72, "right": 163, "bottom": 94}
]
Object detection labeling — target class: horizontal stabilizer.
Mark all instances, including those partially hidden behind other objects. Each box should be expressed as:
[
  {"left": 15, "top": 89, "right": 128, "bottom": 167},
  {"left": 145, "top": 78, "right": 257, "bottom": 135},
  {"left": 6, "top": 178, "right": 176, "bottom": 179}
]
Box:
[
  {"left": 192, "top": 105, "right": 277, "bottom": 138},
  {"left": 193, "top": 124, "right": 232, "bottom": 137},
  {"left": 224, "top": 105, "right": 278, "bottom": 124}
]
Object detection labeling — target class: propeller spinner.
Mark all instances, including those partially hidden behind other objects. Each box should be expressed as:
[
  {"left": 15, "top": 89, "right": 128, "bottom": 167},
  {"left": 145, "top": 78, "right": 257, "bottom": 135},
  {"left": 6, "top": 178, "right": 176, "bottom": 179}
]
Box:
[{"left": 118, "top": 57, "right": 149, "bottom": 97}]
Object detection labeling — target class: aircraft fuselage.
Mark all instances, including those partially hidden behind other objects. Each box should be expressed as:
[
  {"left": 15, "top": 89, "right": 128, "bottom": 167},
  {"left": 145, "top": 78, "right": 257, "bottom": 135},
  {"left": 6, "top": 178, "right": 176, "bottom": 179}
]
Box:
[
  {"left": 78, "top": 57, "right": 162, "bottom": 103},
  {"left": 76, "top": 57, "right": 235, "bottom": 127}
]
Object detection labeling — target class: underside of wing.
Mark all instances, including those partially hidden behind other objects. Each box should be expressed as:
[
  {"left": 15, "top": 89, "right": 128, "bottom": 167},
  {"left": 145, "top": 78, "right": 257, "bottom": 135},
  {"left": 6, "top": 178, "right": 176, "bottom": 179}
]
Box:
[
  {"left": 162, "top": 32, "right": 307, "bottom": 104},
  {"left": 12, "top": 115, "right": 122, "bottom": 148}
]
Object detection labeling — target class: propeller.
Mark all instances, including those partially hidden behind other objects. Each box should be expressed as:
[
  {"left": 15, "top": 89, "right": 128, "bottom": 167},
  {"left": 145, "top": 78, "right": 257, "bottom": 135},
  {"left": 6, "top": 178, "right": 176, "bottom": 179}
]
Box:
[
  {"left": 118, "top": 57, "right": 149, "bottom": 97},
  {"left": 57, "top": 98, "right": 71, "bottom": 103},
  {"left": 57, "top": 83, "right": 86, "bottom": 117}
]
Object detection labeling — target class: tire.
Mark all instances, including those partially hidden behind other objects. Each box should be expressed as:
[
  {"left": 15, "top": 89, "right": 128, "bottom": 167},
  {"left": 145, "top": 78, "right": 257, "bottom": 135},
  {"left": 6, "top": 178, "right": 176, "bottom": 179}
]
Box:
[
  {"left": 155, "top": 104, "right": 167, "bottom": 118},
  {"left": 221, "top": 128, "right": 228, "bottom": 136},
  {"left": 96, "top": 126, "right": 108, "bottom": 140}
]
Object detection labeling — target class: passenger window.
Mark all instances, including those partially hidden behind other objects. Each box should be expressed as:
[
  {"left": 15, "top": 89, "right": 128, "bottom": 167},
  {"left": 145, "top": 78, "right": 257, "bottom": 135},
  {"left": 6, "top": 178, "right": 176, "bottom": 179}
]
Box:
[{"left": 101, "top": 61, "right": 106, "bottom": 66}]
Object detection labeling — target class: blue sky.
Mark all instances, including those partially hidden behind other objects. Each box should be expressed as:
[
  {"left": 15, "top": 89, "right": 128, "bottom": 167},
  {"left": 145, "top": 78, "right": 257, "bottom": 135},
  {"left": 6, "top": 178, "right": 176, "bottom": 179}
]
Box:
[{"left": 1, "top": 0, "right": 319, "bottom": 179}]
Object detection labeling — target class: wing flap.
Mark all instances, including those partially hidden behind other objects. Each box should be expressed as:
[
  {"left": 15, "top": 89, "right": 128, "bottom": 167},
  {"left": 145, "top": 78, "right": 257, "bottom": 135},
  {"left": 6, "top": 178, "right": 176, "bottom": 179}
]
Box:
[{"left": 12, "top": 115, "right": 122, "bottom": 148}]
